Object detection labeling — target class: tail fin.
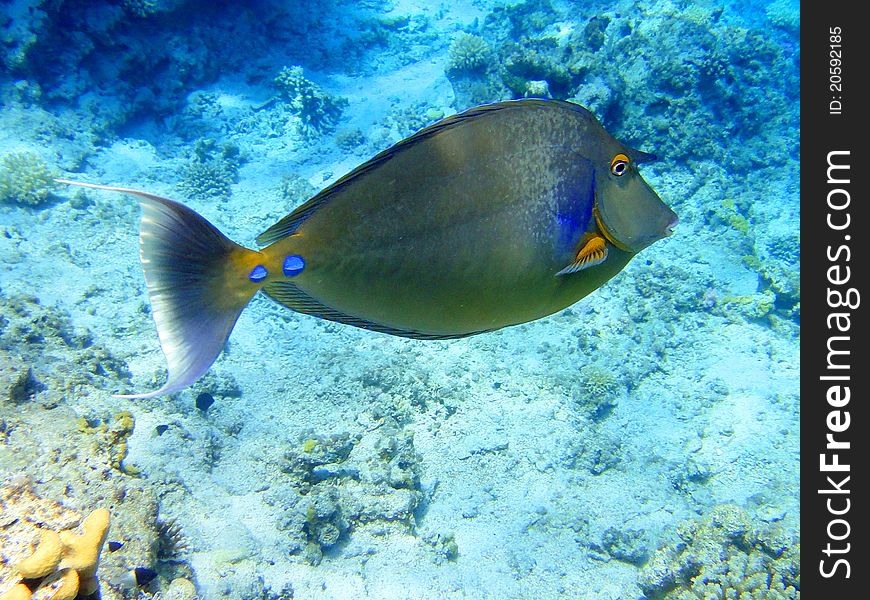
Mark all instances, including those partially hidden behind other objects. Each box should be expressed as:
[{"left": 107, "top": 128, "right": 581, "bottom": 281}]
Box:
[{"left": 57, "top": 180, "right": 261, "bottom": 398}]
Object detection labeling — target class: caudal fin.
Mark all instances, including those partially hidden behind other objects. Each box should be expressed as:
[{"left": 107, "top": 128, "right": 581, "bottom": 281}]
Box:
[{"left": 57, "top": 180, "right": 262, "bottom": 398}]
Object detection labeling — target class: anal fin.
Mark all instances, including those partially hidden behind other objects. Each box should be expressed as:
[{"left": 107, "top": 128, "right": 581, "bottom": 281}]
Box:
[{"left": 557, "top": 234, "right": 608, "bottom": 276}]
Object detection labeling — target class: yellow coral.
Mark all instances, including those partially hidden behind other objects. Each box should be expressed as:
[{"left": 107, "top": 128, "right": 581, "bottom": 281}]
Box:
[
  {"left": 0, "top": 584, "right": 31, "bottom": 600},
  {"left": 107, "top": 411, "right": 138, "bottom": 474},
  {"left": 35, "top": 568, "right": 79, "bottom": 600},
  {"left": 9, "top": 508, "right": 110, "bottom": 599},
  {"left": 58, "top": 508, "right": 110, "bottom": 594},
  {"left": 15, "top": 530, "right": 62, "bottom": 579}
]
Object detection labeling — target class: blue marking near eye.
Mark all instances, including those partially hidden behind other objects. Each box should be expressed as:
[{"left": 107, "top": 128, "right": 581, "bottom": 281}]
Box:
[
  {"left": 556, "top": 211, "right": 582, "bottom": 246},
  {"left": 249, "top": 265, "right": 268, "bottom": 282},
  {"left": 556, "top": 211, "right": 580, "bottom": 229},
  {"left": 283, "top": 255, "right": 305, "bottom": 277}
]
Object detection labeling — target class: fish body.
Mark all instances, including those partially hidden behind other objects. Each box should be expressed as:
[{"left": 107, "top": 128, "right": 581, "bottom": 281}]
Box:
[{"left": 58, "top": 99, "right": 676, "bottom": 397}]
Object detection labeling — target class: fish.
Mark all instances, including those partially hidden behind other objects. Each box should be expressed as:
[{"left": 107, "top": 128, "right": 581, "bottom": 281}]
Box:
[{"left": 58, "top": 99, "right": 677, "bottom": 398}]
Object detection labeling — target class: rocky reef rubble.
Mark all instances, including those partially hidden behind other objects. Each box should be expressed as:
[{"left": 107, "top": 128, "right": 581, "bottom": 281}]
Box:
[{"left": 0, "top": 291, "right": 195, "bottom": 598}]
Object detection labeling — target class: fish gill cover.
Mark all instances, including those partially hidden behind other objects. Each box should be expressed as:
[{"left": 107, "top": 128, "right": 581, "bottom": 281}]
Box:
[{"left": 0, "top": 0, "right": 798, "bottom": 598}]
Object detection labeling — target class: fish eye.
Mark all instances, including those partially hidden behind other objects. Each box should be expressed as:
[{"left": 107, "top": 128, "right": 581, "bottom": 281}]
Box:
[{"left": 610, "top": 153, "right": 630, "bottom": 177}]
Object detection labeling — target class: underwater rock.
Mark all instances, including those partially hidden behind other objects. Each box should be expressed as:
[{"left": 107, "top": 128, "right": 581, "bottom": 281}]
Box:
[
  {"left": 190, "top": 369, "right": 242, "bottom": 401},
  {"left": 75, "top": 411, "right": 140, "bottom": 476},
  {"left": 423, "top": 532, "right": 459, "bottom": 564},
  {"left": 498, "top": 39, "right": 573, "bottom": 98},
  {"left": 300, "top": 486, "right": 347, "bottom": 565},
  {"left": 743, "top": 232, "right": 801, "bottom": 323},
  {"left": 483, "top": 0, "right": 558, "bottom": 41},
  {"left": 581, "top": 16, "right": 611, "bottom": 52},
  {"left": 5, "top": 365, "right": 42, "bottom": 405},
  {"left": 0, "top": 298, "right": 159, "bottom": 597},
  {"left": 560, "top": 430, "right": 622, "bottom": 476},
  {"left": 282, "top": 432, "right": 358, "bottom": 485},
  {"left": 273, "top": 424, "right": 424, "bottom": 565},
  {"left": 597, "top": 526, "right": 650, "bottom": 566},
  {"left": 160, "top": 577, "right": 198, "bottom": 600}
]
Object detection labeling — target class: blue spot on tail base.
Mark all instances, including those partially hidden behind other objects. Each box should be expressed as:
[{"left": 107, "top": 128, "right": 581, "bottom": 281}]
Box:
[
  {"left": 283, "top": 255, "right": 305, "bottom": 277},
  {"left": 249, "top": 265, "right": 268, "bottom": 282}
]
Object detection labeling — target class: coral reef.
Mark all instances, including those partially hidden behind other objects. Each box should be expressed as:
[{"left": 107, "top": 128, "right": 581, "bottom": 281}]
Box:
[
  {"left": 0, "top": 152, "right": 57, "bottom": 207},
  {"left": 0, "top": 291, "right": 163, "bottom": 599},
  {"left": 594, "top": 526, "right": 650, "bottom": 566},
  {"left": 273, "top": 66, "right": 348, "bottom": 136},
  {"left": 77, "top": 411, "right": 139, "bottom": 475},
  {"left": 638, "top": 504, "right": 800, "bottom": 599},
  {"left": 278, "top": 173, "right": 317, "bottom": 206},
  {"left": 176, "top": 139, "right": 242, "bottom": 202},
  {"left": 120, "top": 0, "right": 183, "bottom": 19},
  {"left": 0, "top": 0, "right": 800, "bottom": 597},
  {"left": 498, "top": 38, "right": 572, "bottom": 98},
  {"left": 443, "top": 32, "right": 507, "bottom": 108},
  {"left": 578, "top": 364, "right": 623, "bottom": 421},
  {"left": 381, "top": 101, "right": 447, "bottom": 139},
  {"left": 334, "top": 128, "right": 367, "bottom": 153},
  {"left": 0, "top": 480, "right": 109, "bottom": 599},
  {"left": 0, "top": 294, "right": 130, "bottom": 400},
  {"left": 446, "top": 34, "right": 493, "bottom": 75},
  {"left": 765, "top": 0, "right": 800, "bottom": 32}
]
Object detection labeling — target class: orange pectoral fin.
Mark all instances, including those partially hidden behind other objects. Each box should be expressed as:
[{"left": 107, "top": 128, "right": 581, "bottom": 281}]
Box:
[{"left": 556, "top": 234, "right": 608, "bottom": 276}]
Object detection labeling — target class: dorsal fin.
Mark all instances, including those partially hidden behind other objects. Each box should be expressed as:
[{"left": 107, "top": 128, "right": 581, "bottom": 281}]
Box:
[{"left": 256, "top": 99, "right": 596, "bottom": 246}]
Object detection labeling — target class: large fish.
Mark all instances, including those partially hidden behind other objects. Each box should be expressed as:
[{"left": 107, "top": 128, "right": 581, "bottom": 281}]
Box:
[{"left": 59, "top": 99, "right": 677, "bottom": 398}]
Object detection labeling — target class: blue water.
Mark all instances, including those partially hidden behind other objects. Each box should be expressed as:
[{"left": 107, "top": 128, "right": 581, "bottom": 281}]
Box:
[{"left": 0, "top": 1, "right": 799, "bottom": 598}]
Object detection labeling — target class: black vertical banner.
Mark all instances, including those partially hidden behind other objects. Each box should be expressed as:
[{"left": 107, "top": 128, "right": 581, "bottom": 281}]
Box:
[{"left": 802, "top": 5, "right": 868, "bottom": 596}]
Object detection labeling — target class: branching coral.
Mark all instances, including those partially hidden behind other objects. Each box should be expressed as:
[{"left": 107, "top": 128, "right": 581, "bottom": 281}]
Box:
[
  {"left": 273, "top": 66, "right": 348, "bottom": 136},
  {"left": 279, "top": 173, "right": 317, "bottom": 206},
  {"left": 446, "top": 34, "right": 492, "bottom": 75},
  {"left": 638, "top": 504, "right": 800, "bottom": 599},
  {"left": 577, "top": 364, "right": 623, "bottom": 421},
  {"left": 0, "top": 152, "right": 58, "bottom": 207},
  {"left": 177, "top": 139, "right": 241, "bottom": 202}
]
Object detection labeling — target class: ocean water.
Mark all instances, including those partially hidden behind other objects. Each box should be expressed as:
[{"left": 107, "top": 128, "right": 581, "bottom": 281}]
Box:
[{"left": 0, "top": 1, "right": 799, "bottom": 599}]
